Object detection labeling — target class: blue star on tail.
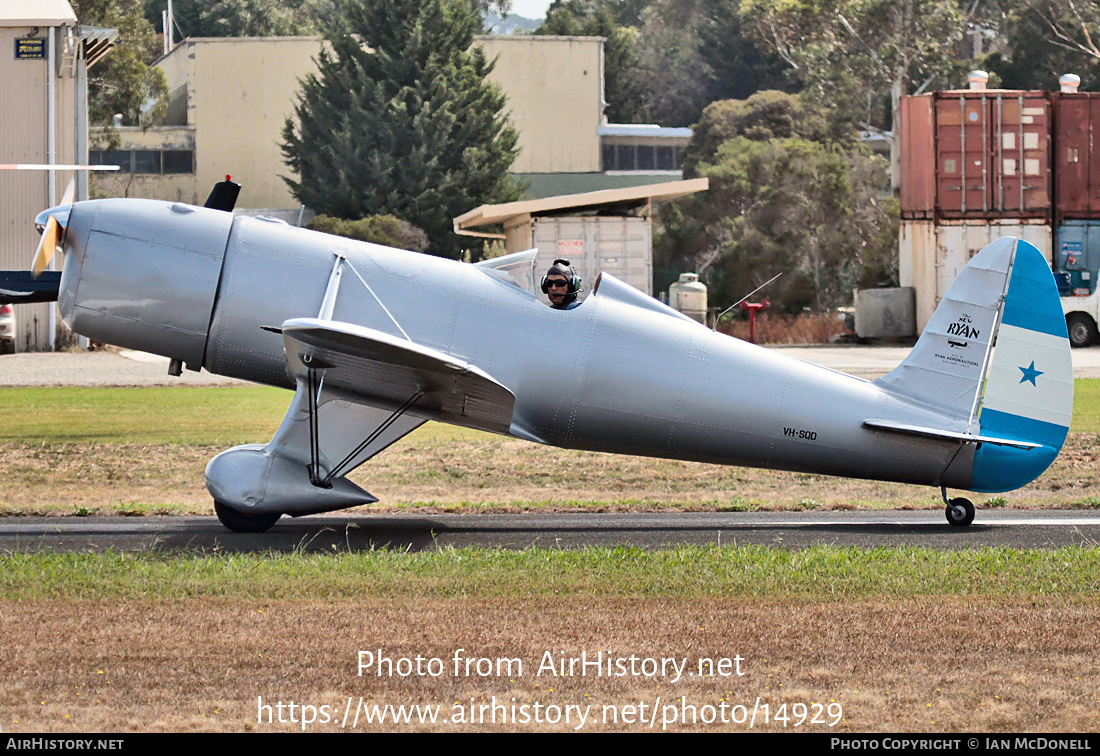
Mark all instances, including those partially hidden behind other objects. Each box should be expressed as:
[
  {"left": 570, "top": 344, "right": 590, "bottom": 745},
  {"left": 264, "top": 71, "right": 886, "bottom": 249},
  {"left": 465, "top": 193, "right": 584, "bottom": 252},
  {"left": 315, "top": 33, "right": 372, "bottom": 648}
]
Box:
[{"left": 1019, "top": 360, "right": 1043, "bottom": 386}]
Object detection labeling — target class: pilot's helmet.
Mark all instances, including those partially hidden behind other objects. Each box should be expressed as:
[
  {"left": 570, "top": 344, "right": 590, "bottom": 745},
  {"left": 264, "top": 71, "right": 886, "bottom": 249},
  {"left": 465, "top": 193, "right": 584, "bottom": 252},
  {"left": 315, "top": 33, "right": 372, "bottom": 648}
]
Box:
[{"left": 542, "top": 259, "right": 582, "bottom": 294}]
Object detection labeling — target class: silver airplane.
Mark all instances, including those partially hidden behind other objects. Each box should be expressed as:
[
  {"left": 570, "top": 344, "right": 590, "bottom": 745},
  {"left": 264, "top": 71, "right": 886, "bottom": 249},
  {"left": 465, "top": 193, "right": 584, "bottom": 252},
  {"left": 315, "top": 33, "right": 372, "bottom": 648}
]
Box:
[{"left": 20, "top": 195, "right": 1073, "bottom": 532}]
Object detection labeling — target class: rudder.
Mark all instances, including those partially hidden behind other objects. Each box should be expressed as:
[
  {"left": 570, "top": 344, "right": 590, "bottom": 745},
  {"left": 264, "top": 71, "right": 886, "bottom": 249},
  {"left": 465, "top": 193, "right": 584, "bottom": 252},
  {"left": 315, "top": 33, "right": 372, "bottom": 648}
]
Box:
[
  {"left": 971, "top": 239, "right": 1073, "bottom": 492},
  {"left": 876, "top": 237, "right": 1072, "bottom": 493}
]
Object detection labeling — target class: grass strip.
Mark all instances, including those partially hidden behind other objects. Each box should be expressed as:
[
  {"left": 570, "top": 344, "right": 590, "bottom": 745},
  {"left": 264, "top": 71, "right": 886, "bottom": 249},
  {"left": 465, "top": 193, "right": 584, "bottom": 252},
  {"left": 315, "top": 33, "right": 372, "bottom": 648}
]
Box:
[
  {"left": 2, "top": 379, "right": 1100, "bottom": 444},
  {"left": 3, "top": 545, "right": 1100, "bottom": 600}
]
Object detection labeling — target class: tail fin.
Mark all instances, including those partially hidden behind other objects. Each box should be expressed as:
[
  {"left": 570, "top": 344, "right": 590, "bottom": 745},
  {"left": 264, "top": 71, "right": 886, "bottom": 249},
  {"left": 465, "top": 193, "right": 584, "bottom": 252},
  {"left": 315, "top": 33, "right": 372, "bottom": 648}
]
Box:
[
  {"left": 877, "top": 236, "right": 1015, "bottom": 418},
  {"left": 972, "top": 239, "right": 1073, "bottom": 491},
  {"left": 877, "top": 237, "right": 1073, "bottom": 492}
]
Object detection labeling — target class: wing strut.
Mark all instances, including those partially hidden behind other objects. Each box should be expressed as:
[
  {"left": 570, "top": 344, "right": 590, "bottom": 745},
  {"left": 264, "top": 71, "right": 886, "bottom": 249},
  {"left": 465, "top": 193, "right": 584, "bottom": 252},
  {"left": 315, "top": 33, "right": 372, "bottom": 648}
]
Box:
[
  {"left": 302, "top": 354, "right": 424, "bottom": 488},
  {"left": 322, "top": 389, "right": 424, "bottom": 485},
  {"left": 317, "top": 251, "right": 412, "bottom": 341},
  {"left": 305, "top": 359, "right": 324, "bottom": 486}
]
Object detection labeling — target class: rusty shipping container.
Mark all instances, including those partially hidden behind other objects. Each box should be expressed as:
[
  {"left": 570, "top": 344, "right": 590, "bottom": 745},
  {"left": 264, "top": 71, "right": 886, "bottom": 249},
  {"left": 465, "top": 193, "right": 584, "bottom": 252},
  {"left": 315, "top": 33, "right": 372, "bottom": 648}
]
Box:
[
  {"left": 899, "top": 91, "right": 1052, "bottom": 220},
  {"left": 899, "top": 95, "right": 936, "bottom": 218},
  {"left": 1053, "top": 92, "right": 1100, "bottom": 219}
]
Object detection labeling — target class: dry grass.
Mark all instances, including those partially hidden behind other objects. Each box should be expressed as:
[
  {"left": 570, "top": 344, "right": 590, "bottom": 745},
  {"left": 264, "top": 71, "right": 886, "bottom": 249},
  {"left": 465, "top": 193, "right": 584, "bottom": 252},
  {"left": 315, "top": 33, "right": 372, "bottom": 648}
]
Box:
[
  {"left": 2, "top": 597, "right": 1097, "bottom": 732},
  {"left": 718, "top": 313, "right": 851, "bottom": 345},
  {"left": 2, "top": 433, "right": 1099, "bottom": 517}
]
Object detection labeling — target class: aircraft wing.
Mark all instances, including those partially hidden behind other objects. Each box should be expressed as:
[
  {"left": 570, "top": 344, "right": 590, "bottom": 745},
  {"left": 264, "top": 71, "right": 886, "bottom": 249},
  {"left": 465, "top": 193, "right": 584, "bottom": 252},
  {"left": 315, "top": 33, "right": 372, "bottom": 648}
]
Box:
[{"left": 280, "top": 317, "right": 516, "bottom": 435}]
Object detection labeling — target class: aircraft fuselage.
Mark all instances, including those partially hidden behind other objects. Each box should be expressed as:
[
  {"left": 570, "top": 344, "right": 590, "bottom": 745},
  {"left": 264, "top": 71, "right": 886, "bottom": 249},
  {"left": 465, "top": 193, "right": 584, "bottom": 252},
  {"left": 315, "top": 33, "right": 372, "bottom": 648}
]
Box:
[{"left": 59, "top": 199, "right": 976, "bottom": 491}]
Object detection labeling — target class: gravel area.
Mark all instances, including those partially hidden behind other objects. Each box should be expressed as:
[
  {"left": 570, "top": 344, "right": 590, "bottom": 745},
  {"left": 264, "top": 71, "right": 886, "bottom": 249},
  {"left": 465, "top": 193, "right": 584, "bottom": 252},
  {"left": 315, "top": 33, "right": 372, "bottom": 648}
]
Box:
[
  {"left": 0, "top": 351, "right": 247, "bottom": 387},
  {"left": 0, "top": 344, "right": 1097, "bottom": 387}
]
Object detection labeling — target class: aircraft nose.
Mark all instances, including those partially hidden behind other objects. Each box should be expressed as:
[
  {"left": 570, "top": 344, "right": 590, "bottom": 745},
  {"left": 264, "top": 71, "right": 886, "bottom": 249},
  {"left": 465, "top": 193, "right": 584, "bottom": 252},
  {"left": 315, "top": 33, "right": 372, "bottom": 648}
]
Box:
[
  {"left": 35, "top": 203, "right": 72, "bottom": 231},
  {"left": 60, "top": 199, "right": 236, "bottom": 368}
]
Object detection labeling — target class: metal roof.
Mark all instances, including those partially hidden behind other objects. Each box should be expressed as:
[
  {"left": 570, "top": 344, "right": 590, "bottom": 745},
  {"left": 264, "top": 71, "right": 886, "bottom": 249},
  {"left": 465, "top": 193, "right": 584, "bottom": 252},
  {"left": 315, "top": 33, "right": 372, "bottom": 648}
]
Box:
[
  {"left": 454, "top": 178, "right": 709, "bottom": 230},
  {"left": 0, "top": 0, "right": 76, "bottom": 26},
  {"left": 597, "top": 124, "right": 693, "bottom": 139},
  {"left": 75, "top": 25, "right": 118, "bottom": 68}
]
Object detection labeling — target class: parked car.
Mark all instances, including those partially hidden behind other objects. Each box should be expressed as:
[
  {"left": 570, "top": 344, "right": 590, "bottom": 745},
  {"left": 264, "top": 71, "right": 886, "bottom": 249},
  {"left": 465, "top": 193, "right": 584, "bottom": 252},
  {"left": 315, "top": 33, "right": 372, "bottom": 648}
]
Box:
[{"left": 0, "top": 304, "right": 15, "bottom": 353}]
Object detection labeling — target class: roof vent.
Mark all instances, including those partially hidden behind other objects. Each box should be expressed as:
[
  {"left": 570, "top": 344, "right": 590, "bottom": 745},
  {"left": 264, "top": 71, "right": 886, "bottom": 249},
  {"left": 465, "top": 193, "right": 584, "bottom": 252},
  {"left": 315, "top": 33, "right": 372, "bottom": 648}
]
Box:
[
  {"left": 967, "top": 71, "right": 989, "bottom": 91},
  {"left": 1060, "top": 74, "right": 1081, "bottom": 93}
]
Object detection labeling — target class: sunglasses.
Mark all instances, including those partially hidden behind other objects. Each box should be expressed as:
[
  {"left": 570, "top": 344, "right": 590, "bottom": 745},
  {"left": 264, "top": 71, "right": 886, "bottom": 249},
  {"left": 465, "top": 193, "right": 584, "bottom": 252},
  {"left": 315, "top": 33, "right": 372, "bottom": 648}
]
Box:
[{"left": 546, "top": 279, "right": 569, "bottom": 289}]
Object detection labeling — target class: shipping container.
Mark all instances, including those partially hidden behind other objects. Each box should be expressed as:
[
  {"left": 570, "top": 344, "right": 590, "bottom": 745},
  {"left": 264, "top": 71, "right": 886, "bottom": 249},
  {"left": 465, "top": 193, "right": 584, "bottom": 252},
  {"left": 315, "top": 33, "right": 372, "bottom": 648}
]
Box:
[
  {"left": 899, "top": 91, "right": 1053, "bottom": 221},
  {"left": 1053, "top": 92, "right": 1100, "bottom": 218},
  {"left": 900, "top": 219, "right": 1053, "bottom": 331},
  {"left": 898, "top": 95, "right": 935, "bottom": 218},
  {"left": 1055, "top": 220, "right": 1100, "bottom": 296},
  {"left": 530, "top": 216, "right": 652, "bottom": 303},
  {"left": 934, "top": 92, "right": 1051, "bottom": 218}
]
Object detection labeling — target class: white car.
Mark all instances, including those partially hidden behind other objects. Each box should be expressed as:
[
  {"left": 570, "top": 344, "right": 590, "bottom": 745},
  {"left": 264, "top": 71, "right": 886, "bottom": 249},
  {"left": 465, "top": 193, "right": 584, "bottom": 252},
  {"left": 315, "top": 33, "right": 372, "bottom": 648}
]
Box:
[{"left": 0, "top": 304, "right": 15, "bottom": 353}]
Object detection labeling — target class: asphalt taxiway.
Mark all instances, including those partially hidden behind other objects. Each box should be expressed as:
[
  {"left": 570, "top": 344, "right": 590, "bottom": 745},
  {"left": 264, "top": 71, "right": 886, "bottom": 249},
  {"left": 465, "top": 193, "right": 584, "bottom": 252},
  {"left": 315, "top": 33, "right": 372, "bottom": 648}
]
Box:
[{"left": 2, "top": 510, "right": 1098, "bottom": 553}]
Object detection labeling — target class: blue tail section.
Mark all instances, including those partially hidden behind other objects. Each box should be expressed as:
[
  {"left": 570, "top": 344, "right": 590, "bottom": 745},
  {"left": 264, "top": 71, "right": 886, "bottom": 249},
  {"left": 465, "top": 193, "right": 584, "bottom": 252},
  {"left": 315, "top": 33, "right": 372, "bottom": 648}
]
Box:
[{"left": 969, "top": 239, "right": 1073, "bottom": 493}]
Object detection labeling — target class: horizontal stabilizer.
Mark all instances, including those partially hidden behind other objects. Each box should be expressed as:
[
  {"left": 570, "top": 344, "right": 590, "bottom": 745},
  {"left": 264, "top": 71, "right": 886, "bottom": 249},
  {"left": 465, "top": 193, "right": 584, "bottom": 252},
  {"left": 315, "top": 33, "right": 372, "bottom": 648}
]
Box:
[
  {"left": 862, "top": 419, "right": 1042, "bottom": 450},
  {"left": 0, "top": 271, "right": 61, "bottom": 304},
  {"left": 281, "top": 318, "right": 516, "bottom": 435}
]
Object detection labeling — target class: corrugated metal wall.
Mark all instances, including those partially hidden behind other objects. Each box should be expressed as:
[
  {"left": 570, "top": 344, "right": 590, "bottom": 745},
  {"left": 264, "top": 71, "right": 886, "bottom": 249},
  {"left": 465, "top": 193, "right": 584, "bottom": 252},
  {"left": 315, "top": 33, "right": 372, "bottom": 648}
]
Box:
[
  {"left": 901, "top": 91, "right": 1052, "bottom": 221},
  {"left": 0, "top": 26, "right": 67, "bottom": 351},
  {"left": 901, "top": 219, "right": 1052, "bottom": 330},
  {"left": 897, "top": 86, "right": 1100, "bottom": 332},
  {"left": 531, "top": 216, "right": 652, "bottom": 305},
  {"left": 1054, "top": 93, "right": 1100, "bottom": 219}
]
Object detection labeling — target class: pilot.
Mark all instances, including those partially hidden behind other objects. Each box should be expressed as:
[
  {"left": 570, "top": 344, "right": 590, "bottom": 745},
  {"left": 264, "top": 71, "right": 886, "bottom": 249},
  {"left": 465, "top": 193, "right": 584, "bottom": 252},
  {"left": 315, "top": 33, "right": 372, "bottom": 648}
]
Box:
[{"left": 542, "top": 259, "right": 583, "bottom": 310}]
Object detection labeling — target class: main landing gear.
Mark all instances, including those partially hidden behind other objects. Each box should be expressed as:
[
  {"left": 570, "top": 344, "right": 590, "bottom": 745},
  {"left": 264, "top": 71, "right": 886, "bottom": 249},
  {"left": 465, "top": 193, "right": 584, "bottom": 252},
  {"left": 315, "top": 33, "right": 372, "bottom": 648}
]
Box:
[
  {"left": 941, "top": 487, "right": 975, "bottom": 527},
  {"left": 214, "top": 500, "right": 282, "bottom": 533}
]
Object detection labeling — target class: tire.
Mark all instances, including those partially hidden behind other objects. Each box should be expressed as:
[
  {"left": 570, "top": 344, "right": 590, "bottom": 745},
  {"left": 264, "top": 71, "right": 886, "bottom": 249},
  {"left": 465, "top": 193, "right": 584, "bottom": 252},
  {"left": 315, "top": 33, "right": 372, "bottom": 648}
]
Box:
[
  {"left": 1067, "top": 314, "right": 1098, "bottom": 349},
  {"left": 945, "top": 498, "right": 975, "bottom": 528},
  {"left": 214, "top": 501, "right": 281, "bottom": 533}
]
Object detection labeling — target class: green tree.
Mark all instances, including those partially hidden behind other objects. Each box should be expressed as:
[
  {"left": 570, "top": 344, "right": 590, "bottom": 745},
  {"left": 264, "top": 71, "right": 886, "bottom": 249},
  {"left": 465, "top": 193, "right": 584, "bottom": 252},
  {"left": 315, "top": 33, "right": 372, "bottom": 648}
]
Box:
[
  {"left": 984, "top": 0, "right": 1100, "bottom": 90},
  {"left": 540, "top": 0, "right": 794, "bottom": 127},
  {"left": 281, "top": 0, "right": 521, "bottom": 260},
  {"left": 635, "top": 0, "right": 709, "bottom": 126},
  {"left": 143, "top": 0, "right": 322, "bottom": 37},
  {"left": 695, "top": 0, "right": 793, "bottom": 104},
  {"left": 146, "top": 0, "right": 511, "bottom": 38},
  {"left": 196, "top": 0, "right": 318, "bottom": 36},
  {"left": 740, "top": 0, "right": 965, "bottom": 189},
  {"left": 1028, "top": 0, "right": 1100, "bottom": 65},
  {"left": 73, "top": 0, "right": 168, "bottom": 126},
  {"left": 307, "top": 214, "right": 429, "bottom": 251},
  {"left": 656, "top": 91, "right": 897, "bottom": 312}
]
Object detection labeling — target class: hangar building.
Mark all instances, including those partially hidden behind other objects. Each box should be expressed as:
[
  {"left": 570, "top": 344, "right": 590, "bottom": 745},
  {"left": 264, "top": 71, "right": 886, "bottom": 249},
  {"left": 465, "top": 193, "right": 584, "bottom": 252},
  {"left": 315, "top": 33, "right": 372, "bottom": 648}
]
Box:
[
  {"left": 0, "top": 0, "right": 114, "bottom": 351},
  {"left": 91, "top": 34, "right": 692, "bottom": 213}
]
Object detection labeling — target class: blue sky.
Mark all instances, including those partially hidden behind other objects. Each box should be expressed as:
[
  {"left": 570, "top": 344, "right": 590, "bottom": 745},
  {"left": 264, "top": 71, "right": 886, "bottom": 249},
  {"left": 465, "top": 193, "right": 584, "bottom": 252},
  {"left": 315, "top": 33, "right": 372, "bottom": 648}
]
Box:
[{"left": 509, "top": 0, "right": 553, "bottom": 18}]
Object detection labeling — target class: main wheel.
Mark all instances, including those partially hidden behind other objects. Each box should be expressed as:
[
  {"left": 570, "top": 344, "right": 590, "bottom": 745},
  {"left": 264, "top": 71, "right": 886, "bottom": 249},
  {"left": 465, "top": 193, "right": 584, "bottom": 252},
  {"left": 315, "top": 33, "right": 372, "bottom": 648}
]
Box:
[
  {"left": 214, "top": 501, "right": 281, "bottom": 533},
  {"left": 1067, "top": 314, "right": 1098, "bottom": 349},
  {"left": 945, "top": 498, "right": 975, "bottom": 528}
]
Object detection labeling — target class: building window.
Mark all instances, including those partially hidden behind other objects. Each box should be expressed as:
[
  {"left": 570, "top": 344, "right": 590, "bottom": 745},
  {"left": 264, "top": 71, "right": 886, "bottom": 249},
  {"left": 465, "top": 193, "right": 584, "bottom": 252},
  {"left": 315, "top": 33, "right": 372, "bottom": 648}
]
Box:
[
  {"left": 656, "top": 146, "right": 675, "bottom": 171},
  {"left": 90, "top": 149, "right": 195, "bottom": 175},
  {"left": 601, "top": 141, "right": 683, "bottom": 172},
  {"left": 98, "top": 150, "right": 131, "bottom": 172},
  {"left": 163, "top": 151, "right": 193, "bottom": 174},
  {"left": 133, "top": 151, "right": 160, "bottom": 173}
]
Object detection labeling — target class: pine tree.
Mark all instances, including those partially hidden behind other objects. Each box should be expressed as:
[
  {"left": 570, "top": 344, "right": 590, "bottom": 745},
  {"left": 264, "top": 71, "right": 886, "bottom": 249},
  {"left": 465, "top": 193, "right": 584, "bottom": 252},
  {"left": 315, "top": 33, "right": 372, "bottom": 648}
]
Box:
[{"left": 281, "top": 0, "right": 520, "bottom": 259}]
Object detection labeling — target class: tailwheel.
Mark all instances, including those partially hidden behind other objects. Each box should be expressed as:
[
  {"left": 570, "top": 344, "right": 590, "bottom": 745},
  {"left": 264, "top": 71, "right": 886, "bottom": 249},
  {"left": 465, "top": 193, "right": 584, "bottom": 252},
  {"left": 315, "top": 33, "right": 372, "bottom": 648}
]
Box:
[
  {"left": 945, "top": 497, "right": 975, "bottom": 528},
  {"left": 214, "top": 501, "right": 282, "bottom": 533}
]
